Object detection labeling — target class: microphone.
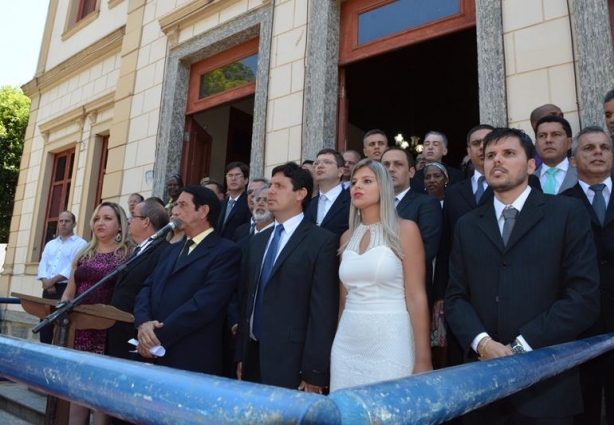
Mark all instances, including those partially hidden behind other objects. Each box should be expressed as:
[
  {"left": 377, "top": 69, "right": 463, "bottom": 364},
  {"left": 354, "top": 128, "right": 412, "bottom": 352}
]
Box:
[{"left": 148, "top": 218, "right": 183, "bottom": 241}]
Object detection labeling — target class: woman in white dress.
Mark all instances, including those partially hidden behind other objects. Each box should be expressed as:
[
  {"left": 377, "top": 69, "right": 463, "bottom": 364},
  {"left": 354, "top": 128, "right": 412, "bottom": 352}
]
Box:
[{"left": 330, "top": 159, "right": 432, "bottom": 391}]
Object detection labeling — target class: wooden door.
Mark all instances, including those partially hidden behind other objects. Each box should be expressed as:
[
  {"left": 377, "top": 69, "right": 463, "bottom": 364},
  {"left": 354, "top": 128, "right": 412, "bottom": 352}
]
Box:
[{"left": 181, "top": 116, "right": 212, "bottom": 186}]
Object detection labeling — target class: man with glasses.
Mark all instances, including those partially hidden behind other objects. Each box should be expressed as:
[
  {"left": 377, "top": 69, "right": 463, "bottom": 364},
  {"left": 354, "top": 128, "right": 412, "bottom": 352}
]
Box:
[
  {"left": 305, "top": 148, "right": 350, "bottom": 237},
  {"left": 107, "top": 200, "right": 170, "bottom": 367},
  {"left": 217, "top": 162, "right": 251, "bottom": 240}
]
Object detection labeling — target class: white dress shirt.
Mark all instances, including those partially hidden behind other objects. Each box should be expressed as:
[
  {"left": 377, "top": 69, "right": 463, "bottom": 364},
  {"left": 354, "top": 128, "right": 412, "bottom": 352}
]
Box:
[
  {"left": 471, "top": 169, "right": 487, "bottom": 194},
  {"left": 37, "top": 234, "right": 87, "bottom": 283},
  {"left": 578, "top": 177, "right": 612, "bottom": 207}
]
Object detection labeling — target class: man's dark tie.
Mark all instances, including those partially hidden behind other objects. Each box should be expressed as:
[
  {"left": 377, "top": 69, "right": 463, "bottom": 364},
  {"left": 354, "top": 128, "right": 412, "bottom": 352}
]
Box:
[
  {"left": 130, "top": 245, "right": 142, "bottom": 259},
  {"left": 475, "top": 175, "right": 485, "bottom": 203},
  {"left": 223, "top": 199, "right": 236, "bottom": 224},
  {"left": 590, "top": 184, "right": 607, "bottom": 225},
  {"left": 501, "top": 206, "right": 518, "bottom": 246},
  {"left": 252, "top": 224, "right": 284, "bottom": 340},
  {"left": 175, "top": 239, "right": 194, "bottom": 270}
]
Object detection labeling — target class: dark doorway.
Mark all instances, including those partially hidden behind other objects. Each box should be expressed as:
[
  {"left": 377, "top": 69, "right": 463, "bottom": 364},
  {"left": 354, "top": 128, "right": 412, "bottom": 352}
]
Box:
[{"left": 342, "top": 27, "right": 479, "bottom": 167}]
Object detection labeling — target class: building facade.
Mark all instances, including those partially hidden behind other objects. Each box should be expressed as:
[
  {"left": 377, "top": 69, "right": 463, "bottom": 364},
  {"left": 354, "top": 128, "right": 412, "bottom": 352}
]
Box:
[{"left": 2, "top": 0, "right": 614, "bottom": 335}]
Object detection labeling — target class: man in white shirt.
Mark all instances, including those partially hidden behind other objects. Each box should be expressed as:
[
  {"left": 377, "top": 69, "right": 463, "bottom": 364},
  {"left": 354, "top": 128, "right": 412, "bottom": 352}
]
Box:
[
  {"left": 534, "top": 115, "right": 577, "bottom": 194},
  {"left": 37, "top": 211, "right": 87, "bottom": 343},
  {"left": 445, "top": 127, "right": 599, "bottom": 423},
  {"left": 562, "top": 126, "right": 614, "bottom": 424}
]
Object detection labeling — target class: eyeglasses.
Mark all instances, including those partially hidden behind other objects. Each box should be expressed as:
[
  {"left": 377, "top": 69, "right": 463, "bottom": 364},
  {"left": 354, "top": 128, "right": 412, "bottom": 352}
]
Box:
[
  {"left": 313, "top": 160, "right": 337, "bottom": 167},
  {"left": 253, "top": 197, "right": 268, "bottom": 204},
  {"left": 226, "top": 173, "right": 244, "bottom": 179},
  {"left": 129, "top": 215, "right": 146, "bottom": 221}
]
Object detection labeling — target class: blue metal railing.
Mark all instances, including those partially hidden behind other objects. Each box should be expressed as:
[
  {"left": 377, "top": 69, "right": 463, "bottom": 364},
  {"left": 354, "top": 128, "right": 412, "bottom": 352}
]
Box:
[
  {"left": 0, "top": 298, "right": 21, "bottom": 304},
  {"left": 0, "top": 333, "right": 612, "bottom": 424}
]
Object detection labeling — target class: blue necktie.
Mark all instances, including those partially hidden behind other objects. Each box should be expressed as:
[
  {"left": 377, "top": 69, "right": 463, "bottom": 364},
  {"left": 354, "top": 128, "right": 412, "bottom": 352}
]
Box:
[
  {"left": 543, "top": 168, "right": 559, "bottom": 194},
  {"left": 253, "top": 224, "right": 284, "bottom": 340},
  {"left": 224, "top": 199, "right": 236, "bottom": 224},
  {"left": 590, "top": 184, "right": 607, "bottom": 225},
  {"left": 475, "top": 175, "right": 485, "bottom": 203}
]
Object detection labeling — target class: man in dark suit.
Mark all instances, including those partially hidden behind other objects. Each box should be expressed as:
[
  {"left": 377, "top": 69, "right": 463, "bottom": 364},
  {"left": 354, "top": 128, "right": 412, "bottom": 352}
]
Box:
[
  {"left": 561, "top": 126, "right": 614, "bottom": 425},
  {"left": 381, "top": 146, "right": 441, "bottom": 304},
  {"left": 445, "top": 127, "right": 600, "bottom": 423},
  {"left": 134, "top": 186, "right": 241, "bottom": 375},
  {"left": 217, "top": 162, "right": 251, "bottom": 240},
  {"left": 411, "top": 131, "right": 464, "bottom": 192},
  {"left": 236, "top": 162, "right": 339, "bottom": 392},
  {"left": 233, "top": 178, "right": 269, "bottom": 241},
  {"left": 106, "top": 200, "right": 169, "bottom": 361},
  {"left": 533, "top": 116, "right": 577, "bottom": 194},
  {"left": 305, "top": 148, "right": 350, "bottom": 237}
]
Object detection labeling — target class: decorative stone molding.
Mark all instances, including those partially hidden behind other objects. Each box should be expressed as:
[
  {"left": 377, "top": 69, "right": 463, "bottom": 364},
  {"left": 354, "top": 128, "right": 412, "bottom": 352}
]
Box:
[
  {"left": 108, "top": 0, "right": 124, "bottom": 9},
  {"left": 22, "top": 27, "right": 125, "bottom": 97},
  {"left": 38, "top": 93, "right": 115, "bottom": 138}
]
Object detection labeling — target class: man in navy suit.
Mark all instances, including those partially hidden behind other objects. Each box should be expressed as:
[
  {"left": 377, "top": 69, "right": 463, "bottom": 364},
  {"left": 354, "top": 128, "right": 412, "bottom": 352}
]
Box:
[
  {"left": 445, "top": 128, "right": 599, "bottom": 423},
  {"left": 381, "top": 146, "right": 441, "bottom": 305},
  {"left": 217, "top": 162, "right": 251, "bottom": 240},
  {"left": 305, "top": 148, "right": 350, "bottom": 237},
  {"left": 107, "top": 200, "right": 169, "bottom": 361},
  {"left": 134, "top": 185, "right": 241, "bottom": 375},
  {"left": 562, "top": 126, "right": 614, "bottom": 425},
  {"left": 533, "top": 116, "right": 577, "bottom": 194},
  {"left": 236, "top": 162, "right": 338, "bottom": 392}
]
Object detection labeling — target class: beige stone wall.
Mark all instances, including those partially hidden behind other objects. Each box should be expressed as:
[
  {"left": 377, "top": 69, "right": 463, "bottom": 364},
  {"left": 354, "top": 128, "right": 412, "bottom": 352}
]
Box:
[{"left": 502, "top": 0, "right": 580, "bottom": 135}]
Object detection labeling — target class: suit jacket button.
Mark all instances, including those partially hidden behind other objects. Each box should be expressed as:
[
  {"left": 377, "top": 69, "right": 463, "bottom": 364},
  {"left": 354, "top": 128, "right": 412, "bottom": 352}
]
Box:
[
  {"left": 501, "top": 262, "right": 508, "bottom": 269},
  {"left": 495, "top": 295, "right": 499, "bottom": 303}
]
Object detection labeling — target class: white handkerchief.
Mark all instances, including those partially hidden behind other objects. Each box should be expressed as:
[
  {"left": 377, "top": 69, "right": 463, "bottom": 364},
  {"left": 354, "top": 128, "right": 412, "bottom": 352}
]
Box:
[{"left": 128, "top": 338, "right": 166, "bottom": 356}]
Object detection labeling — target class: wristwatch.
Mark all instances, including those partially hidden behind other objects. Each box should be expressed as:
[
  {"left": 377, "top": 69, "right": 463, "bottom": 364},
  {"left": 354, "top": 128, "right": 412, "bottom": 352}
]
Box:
[{"left": 510, "top": 338, "right": 526, "bottom": 354}]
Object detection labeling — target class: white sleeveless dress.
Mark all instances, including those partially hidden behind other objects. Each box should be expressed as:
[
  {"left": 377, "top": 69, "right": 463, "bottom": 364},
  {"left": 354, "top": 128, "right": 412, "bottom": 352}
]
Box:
[{"left": 330, "top": 222, "right": 415, "bottom": 391}]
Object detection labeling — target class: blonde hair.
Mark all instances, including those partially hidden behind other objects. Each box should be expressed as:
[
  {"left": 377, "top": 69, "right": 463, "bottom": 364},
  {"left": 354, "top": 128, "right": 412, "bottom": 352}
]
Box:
[
  {"left": 74, "top": 202, "right": 131, "bottom": 265},
  {"left": 341, "top": 159, "right": 404, "bottom": 259}
]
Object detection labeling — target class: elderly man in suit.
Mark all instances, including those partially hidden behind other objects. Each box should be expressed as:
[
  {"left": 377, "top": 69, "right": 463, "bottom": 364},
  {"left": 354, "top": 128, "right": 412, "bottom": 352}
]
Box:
[
  {"left": 561, "top": 126, "right": 614, "bottom": 425},
  {"left": 217, "top": 162, "right": 251, "bottom": 239},
  {"left": 305, "top": 148, "right": 350, "bottom": 237},
  {"left": 534, "top": 115, "right": 577, "bottom": 194},
  {"left": 134, "top": 186, "right": 241, "bottom": 375},
  {"left": 411, "top": 131, "right": 464, "bottom": 192},
  {"left": 236, "top": 162, "right": 338, "bottom": 392},
  {"left": 445, "top": 127, "right": 600, "bottom": 424},
  {"left": 381, "top": 146, "right": 441, "bottom": 304},
  {"left": 107, "top": 200, "right": 169, "bottom": 361}
]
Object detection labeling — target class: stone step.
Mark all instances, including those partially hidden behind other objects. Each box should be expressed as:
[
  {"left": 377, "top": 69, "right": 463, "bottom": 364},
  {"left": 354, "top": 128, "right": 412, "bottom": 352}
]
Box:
[{"left": 0, "top": 381, "right": 46, "bottom": 425}]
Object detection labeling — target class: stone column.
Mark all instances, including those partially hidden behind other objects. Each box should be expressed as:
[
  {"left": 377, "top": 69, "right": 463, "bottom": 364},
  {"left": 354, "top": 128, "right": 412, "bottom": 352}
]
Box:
[
  {"left": 303, "top": 0, "right": 341, "bottom": 160},
  {"left": 572, "top": 0, "right": 614, "bottom": 127},
  {"left": 475, "top": 0, "right": 507, "bottom": 126}
]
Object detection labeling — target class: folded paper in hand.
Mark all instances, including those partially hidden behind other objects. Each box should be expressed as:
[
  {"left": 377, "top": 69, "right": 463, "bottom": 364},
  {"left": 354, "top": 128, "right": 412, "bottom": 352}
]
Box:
[{"left": 128, "top": 338, "right": 166, "bottom": 356}]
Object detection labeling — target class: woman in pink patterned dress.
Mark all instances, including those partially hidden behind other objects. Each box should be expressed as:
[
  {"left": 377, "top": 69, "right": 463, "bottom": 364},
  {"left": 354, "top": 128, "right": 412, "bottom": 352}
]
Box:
[{"left": 62, "top": 201, "right": 131, "bottom": 425}]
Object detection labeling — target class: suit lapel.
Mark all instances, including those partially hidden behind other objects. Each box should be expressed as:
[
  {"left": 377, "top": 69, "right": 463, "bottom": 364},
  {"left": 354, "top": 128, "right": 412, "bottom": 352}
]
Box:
[
  {"left": 475, "top": 202, "right": 505, "bottom": 251},
  {"left": 569, "top": 183, "right": 600, "bottom": 226},
  {"left": 603, "top": 189, "right": 614, "bottom": 227},
  {"left": 558, "top": 166, "right": 578, "bottom": 194},
  {"left": 396, "top": 188, "right": 416, "bottom": 216},
  {"left": 268, "top": 219, "right": 310, "bottom": 280},
  {"left": 322, "top": 188, "right": 349, "bottom": 226},
  {"left": 458, "top": 179, "right": 477, "bottom": 209},
  {"left": 171, "top": 233, "right": 216, "bottom": 275},
  {"left": 504, "top": 190, "right": 545, "bottom": 251}
]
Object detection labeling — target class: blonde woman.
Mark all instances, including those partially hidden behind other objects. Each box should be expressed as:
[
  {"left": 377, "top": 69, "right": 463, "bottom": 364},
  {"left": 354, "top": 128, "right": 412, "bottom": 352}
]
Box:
[
  {"left": 330, "top": 159, "right": 432, "bottom": 391},
  {"left": 61, "top": 201, "right": 131, "bottom": 425}
]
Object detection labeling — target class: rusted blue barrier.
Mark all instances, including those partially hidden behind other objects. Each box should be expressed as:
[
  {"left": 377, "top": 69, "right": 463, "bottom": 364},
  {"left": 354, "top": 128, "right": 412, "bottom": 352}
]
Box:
[{"left": 0, "top": 333, "right": 612, "bottom": 424}]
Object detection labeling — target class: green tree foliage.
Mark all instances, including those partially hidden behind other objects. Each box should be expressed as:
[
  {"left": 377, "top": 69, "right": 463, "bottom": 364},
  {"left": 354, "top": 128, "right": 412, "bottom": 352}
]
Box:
[
  {"left": 199, "top": 62, "right": 256, "bottom": 98},
  {"left": 0, "top": 86, "right": 30, "bottom": 243}
]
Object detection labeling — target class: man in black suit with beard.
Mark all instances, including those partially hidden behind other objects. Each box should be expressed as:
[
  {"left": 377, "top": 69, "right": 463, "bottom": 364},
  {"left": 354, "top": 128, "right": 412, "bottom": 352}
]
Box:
[
  {"left": 561, "top": 126, "right": 614, "bottom": 425},
  {"left": 380, "top": 146, "right": 441, "bottom": 305},
  {"left": 236, "top": 162, "right": 338, "bottom": 393},
  {"left": 107, "top": 199, "right": 169, "bottom": 360},
  {"left": 445, "top": 127, "right": 600, "bottom": 424}
]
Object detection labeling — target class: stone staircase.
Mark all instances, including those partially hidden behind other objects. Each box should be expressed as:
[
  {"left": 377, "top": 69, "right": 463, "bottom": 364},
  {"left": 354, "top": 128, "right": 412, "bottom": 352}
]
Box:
[{"left": 0, "top": 380, "right": 46, "bottom": 425}]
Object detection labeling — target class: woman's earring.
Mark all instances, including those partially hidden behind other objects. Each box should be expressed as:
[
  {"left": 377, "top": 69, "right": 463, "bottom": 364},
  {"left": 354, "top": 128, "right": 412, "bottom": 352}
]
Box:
[{"left": 114, "top": 233, "right": 122, "bottom": 243}]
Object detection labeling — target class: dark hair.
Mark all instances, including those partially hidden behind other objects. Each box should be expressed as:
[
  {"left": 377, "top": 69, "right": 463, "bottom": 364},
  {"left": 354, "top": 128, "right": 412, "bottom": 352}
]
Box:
[
  {"left": 204, "top": 180, "right": 224, "bottom": 194},
  {"left": 129, "top": 193, "right": 145, "bottom": 202},
  {"left": 424, "top": 130, "right": 449, "bottom": 148},
  {"left": 302, "top": 160, "right": 314, "bottom": 166},
  {"left": 316, "top": 148, "right": 345, "bottom": 168},
  {"left": 60, "top": 210, "right": 77, "bottom": 222},
  {"left": 482, "top": 127, "right": 535, "bottom": 160},
  {"left": 381, "top": 146, "right": 415, "bottom": 168},
  {"left": 604, "top": 89, "right": 614, "bottom": 104},
  {"left": 271, "top": 162, "right": 313, "bottom": 211},
  {"left": 225, "top": 162, "right": 250, "bottom": 180},
  {"left": 167, "top": 174, "right": 184, "bottom": 186},
  {"left": 363, "top": 129, "right": 388, "bottom": 145},
  {"left": 535, "top": 115, "right": 572, "bottom": 138},
  {"left": 466, "top": 124, "right": 495, "bottom": 145},
  {"left": 180, "top": 185, "right": 221, "bottom": 227},
  {"left": 140, "top": 199, "right": 170, "bottom": 231},
  {"left": 571, "top": 126, "right": 610, "bottom": 155},
  {"left": 145, "top": 196, "right": 165, "bottom": 207}
]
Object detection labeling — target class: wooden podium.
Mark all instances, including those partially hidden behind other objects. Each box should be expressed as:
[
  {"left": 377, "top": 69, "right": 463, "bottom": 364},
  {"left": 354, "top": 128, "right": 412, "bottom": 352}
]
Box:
[{"left": 12, "top": 292, "right": 134, "bottom": 425}]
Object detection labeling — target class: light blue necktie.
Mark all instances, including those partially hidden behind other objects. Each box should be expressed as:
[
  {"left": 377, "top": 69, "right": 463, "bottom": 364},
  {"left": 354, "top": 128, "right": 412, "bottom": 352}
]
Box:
[
  {"left": 253, "top": 224, "right": 284, "bottom": 340},
  {"left": 475, "top": 175, "right": 486, "bottom": 203},
  {"left": 543, "top": 168, "right": 559, "bottom": 194},
  {"left": 224, "top": 199, "right": 236, "bottom": 224},
  {"left": 317, "top": 194, "right": 327, "bottom": 226}
]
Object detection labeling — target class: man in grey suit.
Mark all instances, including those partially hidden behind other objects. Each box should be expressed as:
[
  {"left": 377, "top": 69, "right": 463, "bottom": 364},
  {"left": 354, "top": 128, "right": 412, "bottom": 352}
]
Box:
[
  {"left": 445, "top": 127, "right": 599, "bottom": 423},
  {"left": 534, "top": 115, "right": 577, "bottom": 194}
]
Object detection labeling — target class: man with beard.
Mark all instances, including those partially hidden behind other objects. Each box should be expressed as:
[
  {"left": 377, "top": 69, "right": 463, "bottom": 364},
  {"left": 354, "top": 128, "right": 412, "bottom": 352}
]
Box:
[{"left": 445, "top": 127, "right": 599, "bottom": 424}]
